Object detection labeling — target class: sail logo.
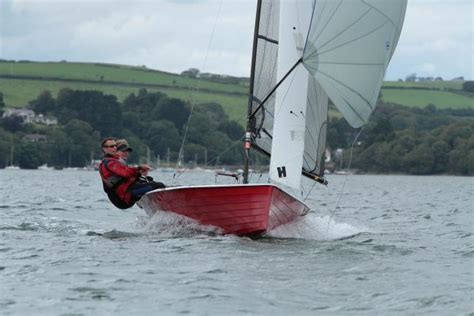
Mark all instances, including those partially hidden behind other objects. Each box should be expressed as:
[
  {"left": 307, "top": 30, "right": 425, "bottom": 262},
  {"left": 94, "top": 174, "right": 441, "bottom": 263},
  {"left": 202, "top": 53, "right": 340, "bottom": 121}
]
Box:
[
  {"left": 277, "top": 166, "right": 287, "bottom": 178},
  {"left": 289, "top": 129, "right": 304, "bottom": 141}
]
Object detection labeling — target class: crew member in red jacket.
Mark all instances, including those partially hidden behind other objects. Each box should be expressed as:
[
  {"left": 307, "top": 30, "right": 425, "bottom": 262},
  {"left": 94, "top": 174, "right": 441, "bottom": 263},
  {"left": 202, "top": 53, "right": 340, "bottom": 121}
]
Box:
[{"left": 99, "top": 137, "right": 164, "bottom": 209}]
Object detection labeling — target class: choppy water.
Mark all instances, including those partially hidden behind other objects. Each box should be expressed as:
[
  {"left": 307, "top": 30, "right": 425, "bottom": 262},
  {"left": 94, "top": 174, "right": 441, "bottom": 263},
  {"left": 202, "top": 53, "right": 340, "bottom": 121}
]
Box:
[{"left": 0, "top": 170, "right": 472, "bottom": 315}]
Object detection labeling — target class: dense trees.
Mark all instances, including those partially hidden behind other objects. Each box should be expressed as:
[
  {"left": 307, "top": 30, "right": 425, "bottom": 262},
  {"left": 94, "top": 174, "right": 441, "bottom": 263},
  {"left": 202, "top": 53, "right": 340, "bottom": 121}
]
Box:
[
  {"left": 29, "top": 91, "right": 55, "bottom": 114},
  {"left": 0, "top": 88, "right": 472, "bottom": 175},
  {"left": 120, "top": 89, "right": 244, "bottom": 165},
  {"left": 0, "top": 88, "right": 244, "bottom": 169},
  {"left": 55, "top": 89, "right": 123, "bottom": 137},
  {"left": 0, "top": 92, "right": 5, "bottom": 116},
  {"left": 349, "top": 103, "right": 474, "bottom": 175},
  {"left": 462, "top": 81, "right": 474, "bottom": 92}
]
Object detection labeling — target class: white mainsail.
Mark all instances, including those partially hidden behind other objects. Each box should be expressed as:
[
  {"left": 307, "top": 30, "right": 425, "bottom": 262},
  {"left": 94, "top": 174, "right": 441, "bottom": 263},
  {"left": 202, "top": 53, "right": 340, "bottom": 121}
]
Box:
[
  {"left": 249, "top": 0, "right": 406, "bottom": 191},
  {"left": 269, "top": 0, "right": 313, "bottom": 192}
]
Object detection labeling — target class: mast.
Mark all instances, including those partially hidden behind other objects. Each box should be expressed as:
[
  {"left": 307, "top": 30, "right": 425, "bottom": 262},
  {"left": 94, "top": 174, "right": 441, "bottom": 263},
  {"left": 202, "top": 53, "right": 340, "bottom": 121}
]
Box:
[
  {"left": 243, "top": 0, "right": 263, "bottom": 184},
  {"left": 146, "top": 146, "right": 151, "bottom": 165},
  {"left": 10, "top": 144, "right": 14, "bottom": 166}
]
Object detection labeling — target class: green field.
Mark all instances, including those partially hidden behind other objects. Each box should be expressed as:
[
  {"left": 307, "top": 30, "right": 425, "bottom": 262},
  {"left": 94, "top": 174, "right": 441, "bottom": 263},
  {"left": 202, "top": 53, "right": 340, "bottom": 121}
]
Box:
[
  {"left": 382, "top": 80, "right": 464, "bottom": 90},
  {"left": 0, "top": 62, "right": 247, "bottom": 94},
  {"left": 0, "top": 61, "right": 251, "bottom": 122},
  {"left": 0, "top": 78, "right": 249, "bottom": 123},
  {"left": 0, "top": 61, "right": 472, "bottom": 123},
  {"left": 381, "top": 88, "right": 473, "bottom": 109}
]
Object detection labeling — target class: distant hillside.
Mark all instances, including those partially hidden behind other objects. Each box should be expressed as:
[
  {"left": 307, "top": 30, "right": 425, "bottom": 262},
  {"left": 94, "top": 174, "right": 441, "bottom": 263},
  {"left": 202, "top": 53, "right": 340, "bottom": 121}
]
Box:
[
  {"left": 0, "top": 61, "right": 250, "bottom": 123},
  {"left": 380, "top": 80, "right": 473, "bottom": 109},
  {"left": 0, "top": 61, "right": 472, "bottom": 123}
]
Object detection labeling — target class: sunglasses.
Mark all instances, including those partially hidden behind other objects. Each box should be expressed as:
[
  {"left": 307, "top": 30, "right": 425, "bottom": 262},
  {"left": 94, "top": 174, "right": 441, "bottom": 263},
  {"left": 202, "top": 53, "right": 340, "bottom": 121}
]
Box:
[{"left": 103, "top": 144, "right": 117, "bottom": 148}]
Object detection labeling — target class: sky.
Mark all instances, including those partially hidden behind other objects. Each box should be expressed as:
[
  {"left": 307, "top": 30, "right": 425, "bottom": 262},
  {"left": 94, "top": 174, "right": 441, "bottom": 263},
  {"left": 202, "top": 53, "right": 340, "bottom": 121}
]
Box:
[{"left": 0, "top": 0, "right": 472, "bottom": 81}]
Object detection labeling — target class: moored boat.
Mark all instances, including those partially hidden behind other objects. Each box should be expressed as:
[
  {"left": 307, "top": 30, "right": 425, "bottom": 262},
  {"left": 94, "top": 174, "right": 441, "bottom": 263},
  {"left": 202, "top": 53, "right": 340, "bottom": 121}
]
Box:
[{"left": 4, "top": 165, "right": 20, "bottom": 170}]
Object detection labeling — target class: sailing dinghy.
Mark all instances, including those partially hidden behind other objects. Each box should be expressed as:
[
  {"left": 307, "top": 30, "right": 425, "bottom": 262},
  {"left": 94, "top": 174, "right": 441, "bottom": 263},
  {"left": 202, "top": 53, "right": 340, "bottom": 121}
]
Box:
[{"left": 138, "top": 0, "right": 407, "bottom": 236}]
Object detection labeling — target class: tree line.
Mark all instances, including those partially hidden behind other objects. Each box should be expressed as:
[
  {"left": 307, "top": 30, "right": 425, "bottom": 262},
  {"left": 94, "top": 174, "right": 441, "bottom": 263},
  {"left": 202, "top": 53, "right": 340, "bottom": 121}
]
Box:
[
  {"left": 0, "top": 88, "right": 472, "bottom": 175},
  {"left": 329, "top": 103, "right": 474, "bottom": 175},
  {"left": 0, "top": 88, "right": 244, "bottom": 169}
]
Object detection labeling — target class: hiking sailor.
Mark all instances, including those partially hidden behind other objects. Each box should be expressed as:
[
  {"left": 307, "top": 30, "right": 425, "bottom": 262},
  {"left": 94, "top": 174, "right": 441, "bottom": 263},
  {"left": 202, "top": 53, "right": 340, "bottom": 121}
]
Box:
[{"left": 99, "top": 138, "right": 165, "bottom": 209}]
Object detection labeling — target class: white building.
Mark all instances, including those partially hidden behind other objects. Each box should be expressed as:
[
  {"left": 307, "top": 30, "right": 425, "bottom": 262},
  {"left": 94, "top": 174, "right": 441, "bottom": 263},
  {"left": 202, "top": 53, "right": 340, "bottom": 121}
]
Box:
[{"left": 2, "top": 109, "right": 57, "bottom": 125}]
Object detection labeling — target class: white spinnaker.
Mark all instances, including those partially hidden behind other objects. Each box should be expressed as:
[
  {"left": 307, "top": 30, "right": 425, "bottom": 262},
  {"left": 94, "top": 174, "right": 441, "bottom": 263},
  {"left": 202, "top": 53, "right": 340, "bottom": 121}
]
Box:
[
  {"left": 303, "top": 0, "right": 407, "bottom": 128},
  {"left": 269, "top": 0, "right": 313, "bottom": 193}
]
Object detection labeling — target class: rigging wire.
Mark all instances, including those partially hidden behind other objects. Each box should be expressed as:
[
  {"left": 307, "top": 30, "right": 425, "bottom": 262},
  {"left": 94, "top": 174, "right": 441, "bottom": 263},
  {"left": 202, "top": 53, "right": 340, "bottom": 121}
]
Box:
[
  {"left": 171, "top": 135, "right": 245, "bottom": 183},
  {"left": 206, "top": 135, "right": 245, "bottom": 166},
  {"left": 303, "top": 180, "right": 318, "bottom": 202},
  {"left": 175, "top": 0, "right": 223, "bottom": 172},
  {"left": 325, "top": 127, "right": 364, "bottom": 234}
]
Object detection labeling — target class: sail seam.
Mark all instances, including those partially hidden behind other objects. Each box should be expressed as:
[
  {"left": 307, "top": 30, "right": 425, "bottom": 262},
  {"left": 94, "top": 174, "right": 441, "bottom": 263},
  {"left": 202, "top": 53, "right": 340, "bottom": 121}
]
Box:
[
  {"left": 361, "top": 0, "right": 400, "bottom": 29},
  {"left": 320, "top": 65, "right": 378, "bottom": 110},
  {"left": 309, "top": 0, "right": 343, "bottom": 46},
  {"left": 314, "top": 7, "right": 372, "bottom": 53},
  {"left": 314, "top": 20, "right": 389, "bottom": 57},
  {"left": 302, "top": 0, "right": 317, "bottom": 53},
  {"left": 318, "top": 69, "right": 368, "bottom": 120}
]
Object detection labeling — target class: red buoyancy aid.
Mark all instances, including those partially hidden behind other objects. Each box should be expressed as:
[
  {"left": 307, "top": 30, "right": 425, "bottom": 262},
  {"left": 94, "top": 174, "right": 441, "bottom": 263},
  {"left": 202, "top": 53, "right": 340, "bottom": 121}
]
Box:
[{"left": 99, "top": 154, "right": 140, "bottom": 207}]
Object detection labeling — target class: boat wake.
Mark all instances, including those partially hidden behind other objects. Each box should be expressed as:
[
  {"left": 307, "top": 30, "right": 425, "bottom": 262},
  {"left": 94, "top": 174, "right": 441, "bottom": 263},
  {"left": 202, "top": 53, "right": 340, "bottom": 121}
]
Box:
[
  {"left": 136, "top": 211, "right": 223, "bottom": 238},
  {"left": 129, "top": 211, "right": 368, "bottom": 241},
  {"left": 267, "top": 214, "right": 369, "bottom": 241}
]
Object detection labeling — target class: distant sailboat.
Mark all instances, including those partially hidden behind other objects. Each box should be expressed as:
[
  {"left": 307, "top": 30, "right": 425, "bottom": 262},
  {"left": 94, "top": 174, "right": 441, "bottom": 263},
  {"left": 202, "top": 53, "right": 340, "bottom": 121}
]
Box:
[
  {"left": 37, "top": 164, "right": 54, "bottom": 170},
  {"left": 63, "top": 150, "right": 79, "bottom": 170},
  {"left": 138, "top": 0, "right": 407, "bottom": 236},
  {"left": 159, "top": 147, "right": 176, "bottom": 173},
  {"left": 5, "top": 144, "right": 20, "bottom": 170}
]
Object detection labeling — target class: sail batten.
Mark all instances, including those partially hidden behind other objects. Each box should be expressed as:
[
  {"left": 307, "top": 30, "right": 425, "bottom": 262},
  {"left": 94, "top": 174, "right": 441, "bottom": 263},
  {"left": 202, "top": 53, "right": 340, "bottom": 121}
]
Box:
[{"left": 257, "top": 35, "right": 279, "bottom": 44}]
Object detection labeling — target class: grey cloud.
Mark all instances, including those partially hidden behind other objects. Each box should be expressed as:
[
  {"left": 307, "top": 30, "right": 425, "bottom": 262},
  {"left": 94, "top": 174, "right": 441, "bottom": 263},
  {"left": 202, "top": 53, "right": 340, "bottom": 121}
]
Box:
[{"left": 0, "top": 0, "right": 472, "bottom": 79}]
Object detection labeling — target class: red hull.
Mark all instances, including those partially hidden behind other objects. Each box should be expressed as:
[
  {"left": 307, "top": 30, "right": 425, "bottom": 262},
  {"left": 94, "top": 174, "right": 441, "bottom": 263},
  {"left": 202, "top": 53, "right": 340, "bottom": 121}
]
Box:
[{"left": 138, "top": 184, "right": 309, "bottom": 236}]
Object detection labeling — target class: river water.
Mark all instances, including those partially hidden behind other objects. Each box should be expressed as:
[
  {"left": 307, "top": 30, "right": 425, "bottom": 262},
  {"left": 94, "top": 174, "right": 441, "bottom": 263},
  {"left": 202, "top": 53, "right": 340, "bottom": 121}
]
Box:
[{"left": 0, "top": 169, "right": 472, "bottom": 315}]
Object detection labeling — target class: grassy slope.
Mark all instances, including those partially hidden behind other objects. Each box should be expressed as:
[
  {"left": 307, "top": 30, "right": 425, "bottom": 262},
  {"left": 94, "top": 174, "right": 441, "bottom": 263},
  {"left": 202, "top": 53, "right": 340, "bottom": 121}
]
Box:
[
  {"left": 381, "top": 80, "right": 472, "bottom": 109},
  {"left": 0, "top": 62, "right": 247, "bottom": 94},
  {"left": 0, "top": 61, "right": 249, "bottom": 122},
  {"left": 382, "top": 80, "right": 464, "bottom": 90},
  {"left": 0, "top": 78, "right": 248, "bottom": 124},
  {"left": 381, "top": 88, "right": 473, "bottom": 109},
  {"left": 0, "top": 62, "right": 472, "bottom": 123}
]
